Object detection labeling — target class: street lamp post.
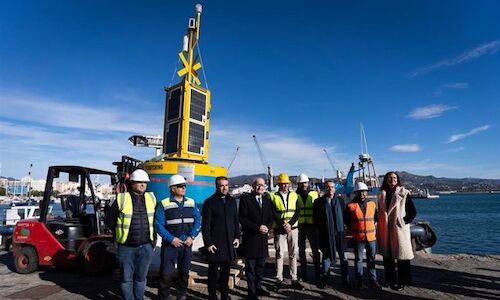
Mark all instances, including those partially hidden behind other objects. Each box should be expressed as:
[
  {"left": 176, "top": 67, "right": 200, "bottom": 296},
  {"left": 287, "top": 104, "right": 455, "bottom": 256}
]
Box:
[{"left": 28, "top": 163, "right": 33, "bottom": 199}]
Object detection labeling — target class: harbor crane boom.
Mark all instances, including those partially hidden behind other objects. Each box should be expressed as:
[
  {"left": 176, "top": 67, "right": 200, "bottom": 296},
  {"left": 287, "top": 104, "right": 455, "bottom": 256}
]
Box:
[
  {"left": 323, "top": 148, "right": 342, "bottom": 181},
  {"left": 252, "top": 135, "right": 273, "bottom": 191},
  {"left": 227, "top": 146, "right": 240, "bottom": 171}
]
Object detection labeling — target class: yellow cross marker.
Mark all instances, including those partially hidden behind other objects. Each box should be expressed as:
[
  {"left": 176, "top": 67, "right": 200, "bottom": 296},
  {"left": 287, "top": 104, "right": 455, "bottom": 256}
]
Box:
[{"left": 177, "top": 52, "right": 202, "bottom": 85}]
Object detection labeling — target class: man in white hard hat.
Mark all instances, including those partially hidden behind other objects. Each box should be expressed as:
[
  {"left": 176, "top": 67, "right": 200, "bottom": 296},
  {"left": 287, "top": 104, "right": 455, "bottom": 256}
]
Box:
[
  {"left": 345, "top": 182, "right": 382, "bottom": 290},
  {"left": 107, "top": 169, "right": 157, "bottom": 300},
  {"left": 155, "top": 174, "right": 201, "bottom": 300},
  {"left": 295, "top": 173, "right": 320, "bottom": 284}
]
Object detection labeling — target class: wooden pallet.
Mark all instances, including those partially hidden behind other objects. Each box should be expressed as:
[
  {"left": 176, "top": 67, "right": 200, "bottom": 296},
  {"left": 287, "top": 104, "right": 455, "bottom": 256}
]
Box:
[{"left": 188, "top": 258, "right": 244, "bottom": 288}]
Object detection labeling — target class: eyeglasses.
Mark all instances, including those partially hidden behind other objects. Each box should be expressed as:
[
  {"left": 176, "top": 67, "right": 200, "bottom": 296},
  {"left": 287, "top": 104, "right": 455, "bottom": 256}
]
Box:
[{"left": 175, "top": 184, "right": 186, "bottom": 189}]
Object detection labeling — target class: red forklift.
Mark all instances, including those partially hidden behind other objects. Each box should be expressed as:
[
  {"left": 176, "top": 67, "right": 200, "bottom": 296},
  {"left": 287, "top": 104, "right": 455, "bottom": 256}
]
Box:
[{"left": 12, "top": 165, "right": 119, "bottom": 275}]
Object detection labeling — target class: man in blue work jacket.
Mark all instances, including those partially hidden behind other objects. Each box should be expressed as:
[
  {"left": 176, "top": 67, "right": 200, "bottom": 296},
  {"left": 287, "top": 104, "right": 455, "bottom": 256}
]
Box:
[{"left": 155, "top": 174, "right": 201, "bottom": 300}]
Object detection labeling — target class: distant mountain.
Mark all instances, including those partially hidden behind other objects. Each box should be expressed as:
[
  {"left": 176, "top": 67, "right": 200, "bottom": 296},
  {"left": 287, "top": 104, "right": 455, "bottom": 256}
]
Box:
[
  {"left": 229, "top": 171, "right": 500, "bottom": 192},
  {"left": 0, "top": 176, "right": 17, "bottom": 181},
  {"left": 229, "top": 173, "right": 267, "bottom": 186},
  {"left": 229, "top": 173, "right": 331, "bottom": 187},
  {"left": 394, "top": 171, "right": 500, "bottom": 193}
]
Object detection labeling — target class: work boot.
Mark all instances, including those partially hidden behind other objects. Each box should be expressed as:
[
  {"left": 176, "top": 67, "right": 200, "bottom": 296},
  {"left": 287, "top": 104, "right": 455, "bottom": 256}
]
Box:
[
  {"left": 390, "top": 284, "right": 404, "bottom": 291},
  {"left": 316, "top": 279, "right": 326, "bottom": 289},
  {"left": 274, "top": 280, "right": 283, "bottom": 291},
  {"left": 291, "top": 280, "right": 304, "bottom": 290},
  {"left": 257, "top": 288, "right": 271, "bottom": 297},
  {"left": 368, "top": 280, "right": 383, "bottom": 290}
]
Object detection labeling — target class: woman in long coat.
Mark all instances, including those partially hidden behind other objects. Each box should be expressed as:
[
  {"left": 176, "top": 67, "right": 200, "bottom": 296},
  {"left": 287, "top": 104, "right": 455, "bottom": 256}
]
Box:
[{"left": 377, "top": 171, "right": 417, "bottom": 291}]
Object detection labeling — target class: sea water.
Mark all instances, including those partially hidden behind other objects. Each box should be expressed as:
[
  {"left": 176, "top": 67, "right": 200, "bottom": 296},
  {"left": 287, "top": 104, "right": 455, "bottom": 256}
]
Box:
[{"left": 414, "top": 192, "right": 500, "bottom": 255}]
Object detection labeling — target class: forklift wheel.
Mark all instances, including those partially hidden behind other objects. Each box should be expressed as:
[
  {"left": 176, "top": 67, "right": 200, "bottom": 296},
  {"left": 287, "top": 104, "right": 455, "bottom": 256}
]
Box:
[
  {"left": 81, "top": 240, "right": 116, "bottom": 276},
  {"left": 14, "top": 246, "right": 38, "bottom": 274}
]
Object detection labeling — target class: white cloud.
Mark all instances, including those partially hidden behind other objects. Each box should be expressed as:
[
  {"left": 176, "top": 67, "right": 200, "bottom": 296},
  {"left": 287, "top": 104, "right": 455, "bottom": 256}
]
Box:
[
  {"left": 434, "top": 82, "right": 469, "bottom": 96},
  {"left": 0, "top": 89, "right": 362, "bottom": 179},
  {"left": 0, "top": 90, "right": 162, "bottom": 135},
  {"left": 0, "top": 121, "right": 154, "bottom": 177},
  {"left": 0, "top": 120, "right": 357, "bottom": 179},
  {"left": 389, "top": 144, "right": 422, "bottom": 153},
  {"left": 447, "top": 125, "right": 491, "bottom": 143},
  {"left": 408, "top": 104, "right": 457, "bottom": 119},
  {"left": 209, "top": 125, "right": 354, "bottom": 178},
  {"left": 445, "top": 146, "right": 465, "bottom": 153},
  {"left": 409, "top": 40, "right": 500, "bottom": 77}
]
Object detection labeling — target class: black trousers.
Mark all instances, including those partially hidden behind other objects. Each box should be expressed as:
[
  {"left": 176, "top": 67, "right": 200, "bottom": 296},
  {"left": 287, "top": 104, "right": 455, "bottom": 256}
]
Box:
[
  {"left": 158, "top": 245, "right": 192, "bottom": 300},
  {"left": 245, "top": 257, "right": 266, "bottom": 299},
  {"left": 208, "top": 261, "right": 231, "bottom": 300},
  {"left": 383, "top": 258, "right": 412, "bottom": 286}
]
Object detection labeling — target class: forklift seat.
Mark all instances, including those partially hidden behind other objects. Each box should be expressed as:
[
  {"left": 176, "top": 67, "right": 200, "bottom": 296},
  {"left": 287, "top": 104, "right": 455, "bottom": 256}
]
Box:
[{"left": 67, "top": 195, "right": 86, "bottom": 219}]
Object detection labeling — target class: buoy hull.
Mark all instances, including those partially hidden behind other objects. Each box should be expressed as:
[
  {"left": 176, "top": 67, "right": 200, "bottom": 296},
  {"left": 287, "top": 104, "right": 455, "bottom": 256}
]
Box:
[{"left": 144, "top": 161, "right": 227, "bottom": 204}]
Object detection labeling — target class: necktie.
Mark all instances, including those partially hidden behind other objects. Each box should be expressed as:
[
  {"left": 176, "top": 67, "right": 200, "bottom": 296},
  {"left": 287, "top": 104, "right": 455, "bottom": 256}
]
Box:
[{"left": 258, "top": 196, "right": 262, "bottom": 208}]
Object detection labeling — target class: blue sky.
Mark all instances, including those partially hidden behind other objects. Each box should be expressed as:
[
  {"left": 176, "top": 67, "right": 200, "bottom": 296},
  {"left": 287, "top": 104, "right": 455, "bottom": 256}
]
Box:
[{"left": 1, "top": 1, "right": 499, "bottom": 180}]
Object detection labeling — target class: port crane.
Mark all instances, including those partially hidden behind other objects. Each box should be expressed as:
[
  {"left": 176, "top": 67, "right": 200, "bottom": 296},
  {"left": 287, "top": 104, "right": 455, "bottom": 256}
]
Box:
[
  {"left": 226, "top": 146, "right": 240, "bottom": 172},
  {"left": 323, "top": 149, "right": 343, "bottom": 181},
  {"left": 252, "top": 135, "right": 273, "bottom": 191}
]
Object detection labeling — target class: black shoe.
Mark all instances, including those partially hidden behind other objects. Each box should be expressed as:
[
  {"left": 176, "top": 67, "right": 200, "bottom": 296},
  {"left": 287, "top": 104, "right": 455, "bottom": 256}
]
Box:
[
  {"left": 390, "top": 284, "right": 404, "bottom": 291},
  {"left": 316, "top": 280, "right": 326, "bottom": 289},
  {"left": 356, "top": 280, "right": 363, "bottom": 289},
  {"left": 291, "top": 280, "right": 305, "bottom": 290},
  {"left": 368, "top": 280, "right": 383, "bottom": 290},
  {"left": 342, "top": 280, "right": 352, "bottom": 289},
  {"left": 257, "top": 288, "right": 271, "bottom": 297},
  {"left": 274, "top": 280, "right": 283, "bottom": 291},
  {"left": 300, "top": 273, "right": 307, "bottom": 282}
]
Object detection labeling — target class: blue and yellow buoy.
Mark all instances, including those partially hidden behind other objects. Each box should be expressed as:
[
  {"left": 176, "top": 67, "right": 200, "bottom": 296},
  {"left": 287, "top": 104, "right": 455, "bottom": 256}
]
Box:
[
  {"left": 145, "top": 4, "right": 227, "bottom": 204},
  {"left": 145, "top": 161, "right": 226, "bottom": 205}
]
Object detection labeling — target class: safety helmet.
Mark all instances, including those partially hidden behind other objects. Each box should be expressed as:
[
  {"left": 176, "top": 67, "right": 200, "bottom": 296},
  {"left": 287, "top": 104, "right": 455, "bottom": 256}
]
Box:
[
  {"left": 169, "top": 174, "right": 187, "bottom": 187},
  {"left": 276, "top": 173, "right": 291, "bottom": 184},
  {"left": 297, "top": 173, "right": 309, "bottom": 183},
  {"left": 354, "top": 182, "right": 369, "bottom": 192},
  {"left": 129, "top": 169, "right": 150, "bottom": 182}
]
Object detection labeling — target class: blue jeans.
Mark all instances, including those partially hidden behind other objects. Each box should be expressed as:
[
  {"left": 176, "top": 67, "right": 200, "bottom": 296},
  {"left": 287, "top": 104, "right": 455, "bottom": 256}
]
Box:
[
  {"left": 354, "top": 240, "right": 377, "bottom": 281},
  {"left": 321, "top": 235, "right": 349, "bottom": 283},
  {"left": 117, "top": 243, "right": 154, "bottom": 300}
]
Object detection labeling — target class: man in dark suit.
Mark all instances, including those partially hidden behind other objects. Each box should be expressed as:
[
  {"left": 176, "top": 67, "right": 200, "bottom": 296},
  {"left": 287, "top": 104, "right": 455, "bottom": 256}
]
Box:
[
  {"left": 313, "top": 180, "right": 350, "bottom": 289},
  {"left": 239, "top": 177, "right": 274, "bottom": 299},
  {"left": 202, "top": 176, "right": 240, "bottom": 300}
]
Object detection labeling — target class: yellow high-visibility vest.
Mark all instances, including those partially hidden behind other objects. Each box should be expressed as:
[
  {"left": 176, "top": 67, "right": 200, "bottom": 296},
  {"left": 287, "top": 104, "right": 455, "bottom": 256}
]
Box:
[
  {"left": 270, "top": 191, "right": 298, "bottom": 228},
  {"left": 116, "top": 192, "right": 156, "bottom": 244},
  {"left": 297, "top": 190, "right": 319, "bottom": 225}
]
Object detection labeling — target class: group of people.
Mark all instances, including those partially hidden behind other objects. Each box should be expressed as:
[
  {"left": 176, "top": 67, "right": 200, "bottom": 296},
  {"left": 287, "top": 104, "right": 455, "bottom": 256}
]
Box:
[{"left": 108, "top": 169, "right": 416, "bottom": 300}]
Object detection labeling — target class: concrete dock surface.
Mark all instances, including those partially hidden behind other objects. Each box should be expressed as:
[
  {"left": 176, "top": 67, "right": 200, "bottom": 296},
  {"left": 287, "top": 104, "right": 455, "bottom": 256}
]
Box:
[{"left": 1, "top": 250, "right": 499, "bottom": 300}]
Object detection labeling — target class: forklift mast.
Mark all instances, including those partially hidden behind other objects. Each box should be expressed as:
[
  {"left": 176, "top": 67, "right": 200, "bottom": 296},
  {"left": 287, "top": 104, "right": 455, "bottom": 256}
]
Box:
[{"left": 113, "top": 155, "right": 144, "bottom": 193}]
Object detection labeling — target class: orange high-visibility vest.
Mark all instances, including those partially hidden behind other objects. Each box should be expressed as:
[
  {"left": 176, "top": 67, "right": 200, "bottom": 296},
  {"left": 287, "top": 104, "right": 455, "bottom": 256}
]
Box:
[{"left": 347, "top": 201, "right": 376, "bottom": 242}]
